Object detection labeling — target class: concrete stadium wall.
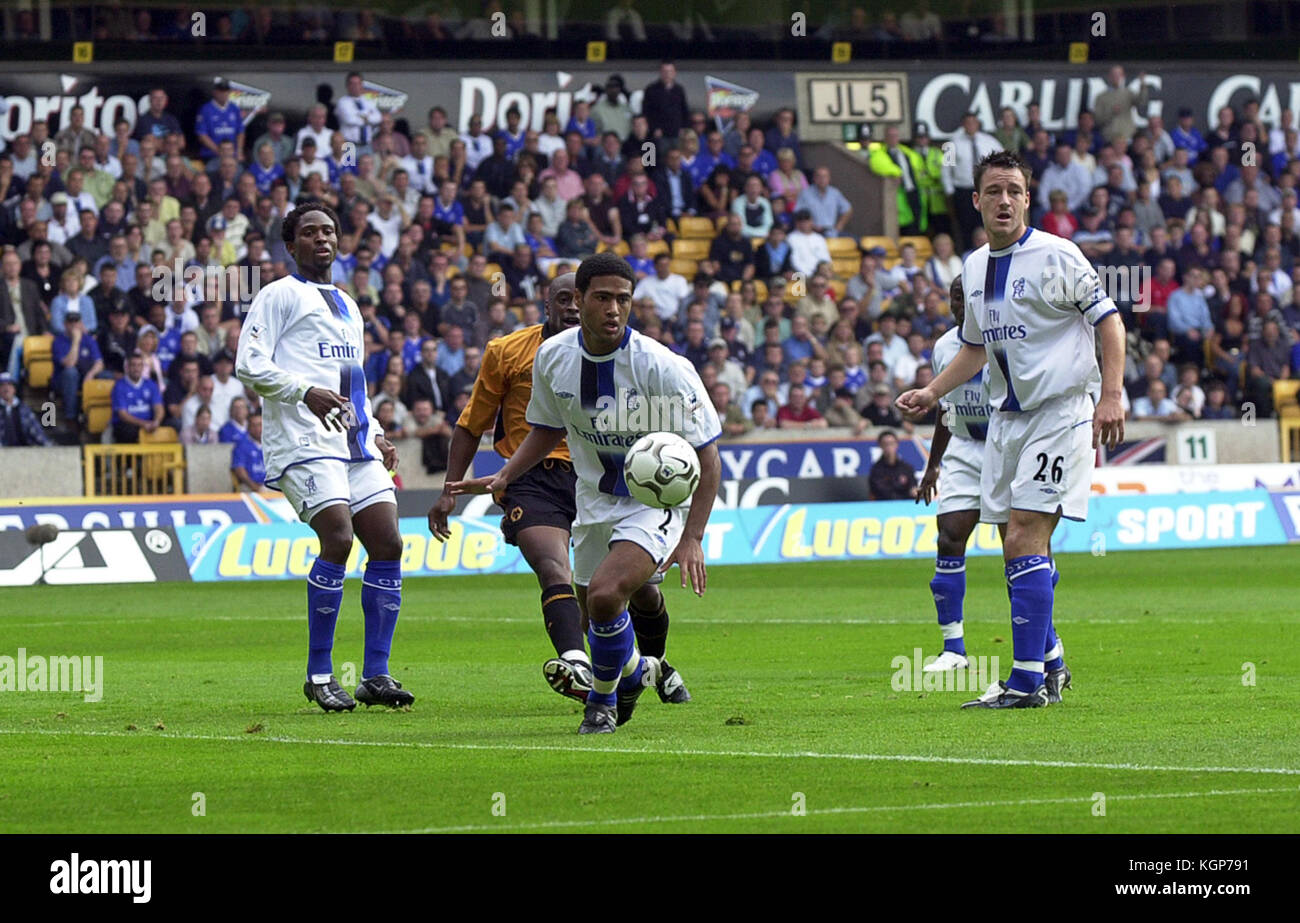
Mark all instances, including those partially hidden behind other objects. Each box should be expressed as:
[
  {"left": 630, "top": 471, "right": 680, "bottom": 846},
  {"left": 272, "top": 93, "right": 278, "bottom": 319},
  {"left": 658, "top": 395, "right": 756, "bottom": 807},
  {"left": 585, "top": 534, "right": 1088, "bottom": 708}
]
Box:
[{"left": 0, "top": 447, "right": 84, "bottom": 498}]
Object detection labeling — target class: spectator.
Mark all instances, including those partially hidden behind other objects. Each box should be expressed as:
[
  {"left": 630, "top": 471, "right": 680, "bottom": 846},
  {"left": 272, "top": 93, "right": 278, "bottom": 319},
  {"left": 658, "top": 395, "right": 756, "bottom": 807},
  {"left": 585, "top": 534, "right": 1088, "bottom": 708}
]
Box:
[
  {"left": 642, "top": 61, "right": 689, "bottom": 144},
  {"left": 711, "top": 382, "right": 750, "bottom": 437},
  {"left": 1245, "top": 319, "right": 1292, "bottom": 414},
  {"left": 0, "top": 371, "right": 50, "bottom": 446},
  {"left": 1201, "top": 382, "right": 1236, "bottom": 419},
  {"left": 777, "top": 382, "right": 826, "bottom": 429},
  {"left": 1039, "top": 142, "right": 1093, "bottom": 215},
  {"left": 404, "top": 396, "right": 454, "bottom": 474},
  {"left": 633, "top": 253, "right": 690, "bottom": 323},
  {"left": 768, "top": 147, "right": 808, "bottom": 210},
  {"left": 50, "top": 268, "right": 95, "bottom": 336},
  {"left": 218, "top": 395, "right": 249, "bottom": 443},
  {"left": 591, "top": 76, "right": 633, "bottom": 141},
  {"left": 181, "top": 404, "right": 218, "bottom": 445},
  {"left": 1167, "top": 268, "right": 1214, "bottom": 363},
  {"left": 743, "top": 370, "right": 781, "bottom": 421},
  {"left": 733, "top": 174, "right": 773, "bottom": 237},
  {"left": 942, "top": 112, "right": 1003, "bottom": 247},
  {"left": 787, "top": 209, "right": 831, "bottom": 276},
  {"left": 195, "top": 78, "right": 244, "bottom": 162},
  {"left": 868, "top": 429, "right": 917, "bottom": 499},
  {"left": 796, "top": 166, "right": 854, "bottom": 238},
  {"left": 230, "top": 412, "right": 265, "bottom": 490},
  {"left": 764, "top": 108, "right": 805, "bottom": 173},
  {"left": 1093, "top": 66, "right": 1150, "bottom": 146},
  {"left": 403, "top": 338, "right": 453, "bottom": 430},
  {"left": 869, "top": 125, "right": 927, "bottom": 235},
  {"left": 52, "top": 308, "right": 104, "bottom": 429},
  {"left": 1132, "top": 379, "right": 1188, "bottom": 421},
  {"left": 1, "top": 249, "right": 47, "bottom": 379},
  {"left": 437, "top": 325, "right": 467, "bottom": 377}
]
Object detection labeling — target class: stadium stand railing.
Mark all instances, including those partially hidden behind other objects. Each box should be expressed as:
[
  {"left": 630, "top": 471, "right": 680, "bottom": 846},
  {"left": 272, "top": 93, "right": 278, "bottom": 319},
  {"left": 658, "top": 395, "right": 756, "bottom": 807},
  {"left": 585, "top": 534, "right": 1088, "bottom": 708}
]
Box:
[{"left": 84, "top": 439, "right": 185, "bottom": 497}]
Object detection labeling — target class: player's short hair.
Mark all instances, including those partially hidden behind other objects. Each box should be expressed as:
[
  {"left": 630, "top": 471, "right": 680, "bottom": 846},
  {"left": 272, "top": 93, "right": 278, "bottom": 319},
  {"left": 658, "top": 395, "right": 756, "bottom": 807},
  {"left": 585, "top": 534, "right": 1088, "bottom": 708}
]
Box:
[
  {"left": 575, "top": 252, "right": 635, "bottom": 293},
  {"left": 281, "top": 200, "right": 341, "bottom": 246},
  {"left": 974, "top": 150, "right": 1032, "bottom": 194}
]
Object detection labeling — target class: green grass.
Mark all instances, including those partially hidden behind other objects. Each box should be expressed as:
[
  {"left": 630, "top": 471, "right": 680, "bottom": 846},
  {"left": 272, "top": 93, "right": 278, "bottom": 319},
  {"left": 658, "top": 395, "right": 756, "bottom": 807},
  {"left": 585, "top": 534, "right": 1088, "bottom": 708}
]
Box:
[{"left": 1, "top": 547, "right": 1297, "bottom": 833}]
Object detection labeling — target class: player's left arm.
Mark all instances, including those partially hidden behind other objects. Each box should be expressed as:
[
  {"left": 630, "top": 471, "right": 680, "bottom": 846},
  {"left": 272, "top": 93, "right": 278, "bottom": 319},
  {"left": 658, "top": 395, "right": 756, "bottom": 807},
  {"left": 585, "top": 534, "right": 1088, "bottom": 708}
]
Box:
[
  {"left": 1065, "top": 242, "right": 1127, "bottom": 449},
  {"left": 1094, "top": 311, "right": 1126, "bottom": 449},
  {"left": 374, "top": 434, "right": 398, "bottom": 471},
  {"left": 663, "top": 441, "right": 720, "bottom": 597},
  {"left": 918, "top": 414, "right": 951, "bottom": 504}
]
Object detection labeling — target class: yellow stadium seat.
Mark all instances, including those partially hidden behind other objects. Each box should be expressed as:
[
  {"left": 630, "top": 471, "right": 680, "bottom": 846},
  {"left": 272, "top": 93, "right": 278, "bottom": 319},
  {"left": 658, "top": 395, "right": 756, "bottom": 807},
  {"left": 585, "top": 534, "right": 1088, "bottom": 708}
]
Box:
[
  {"left": 645, "top": 239, "right": 670, "bottom": 258},
  {"left": 826, "top": 236, "right": 861, "bottom": 257},
  {"left": 677, "top": 216, "right": 717, "bottom": 239},
  {"left": 83, "top": 378, "right": 115, "bottom": 435},
  {"left": 752, "top": 279, "right": 768, "bottom": 302},
  {"left": 669, "top": 258, "right": 701, "bottom": 278},
  {"left": 1274, "top": 379, "right": 1300, "bottom": 414},
  {"left": 23, "top": 334, "right": 54, "bottom": 389},
  {"left": 898, "top": 235, "right": 933, "bottom": 260},
  {"left": 597, "top": 240, "right": 631, "bottom": 256},
  {"left": 139, "top": 425, "right": 179, "bottom": 444},
  {"left": 672, "top": 238, "right": 711, "bottom": 261},
  {"left": 859, "top": 236, "right": 898, "bottom": 258},
  {"left": 832, "top": 258, "right": 860, "bottom": 278},
  {"left": 714, "top": 215, "right": 729, "bottom": 231},
  {"left": 484, "top": 262, "right": 504, "bottom": 279},
  {"left": 750, "top": 236, "right": 765, "bottom": 250},
  {"left": 445, "top": 266, "right": 460, "bottom": 278}
]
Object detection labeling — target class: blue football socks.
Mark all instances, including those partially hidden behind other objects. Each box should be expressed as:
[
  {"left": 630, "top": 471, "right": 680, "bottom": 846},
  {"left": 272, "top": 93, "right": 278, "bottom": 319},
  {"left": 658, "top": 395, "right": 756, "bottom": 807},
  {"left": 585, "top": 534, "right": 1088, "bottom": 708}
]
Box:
[
  {"left": 306, "top": 558, "right": 345, "bottom": 681},
  {"left": 361, "top": 559, "right": 402, "bottom": 679},
  {"left": 1005, "top": 554, "right": 1053, "bottom": 694}
]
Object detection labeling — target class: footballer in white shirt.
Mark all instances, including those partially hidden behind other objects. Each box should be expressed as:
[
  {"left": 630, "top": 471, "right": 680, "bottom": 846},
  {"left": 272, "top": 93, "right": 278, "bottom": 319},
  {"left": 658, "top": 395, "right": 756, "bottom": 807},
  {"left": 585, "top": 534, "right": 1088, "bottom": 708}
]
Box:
[
  {"left": 898, "top": 150, "right": 1126, "bottom": 710},
  {"left": 450, "top": 253, "right": 723, "bottom": 734},
  {"left": 236, "top": 201, "right": 411, "bottom": 713},
  {"left": 915, "top": 275, "right": 992, "bottom": 674}
]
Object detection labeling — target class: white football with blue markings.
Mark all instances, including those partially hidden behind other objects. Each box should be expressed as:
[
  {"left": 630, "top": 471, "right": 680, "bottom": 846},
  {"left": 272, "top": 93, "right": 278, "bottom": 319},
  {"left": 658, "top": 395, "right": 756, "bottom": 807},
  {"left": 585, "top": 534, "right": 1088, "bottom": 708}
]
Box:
[{"left": 623, "top": 432, "right": 700, "bottom": 509}]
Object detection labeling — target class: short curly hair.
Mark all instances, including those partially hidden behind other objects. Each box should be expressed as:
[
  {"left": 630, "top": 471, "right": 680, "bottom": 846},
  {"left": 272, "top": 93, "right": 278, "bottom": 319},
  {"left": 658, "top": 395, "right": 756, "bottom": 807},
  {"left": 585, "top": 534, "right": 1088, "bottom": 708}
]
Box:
[
  {"left": 575, "top": 252, "right": 635, "bottom": 293},
  {"left": 281, "top": 200, "right": 341, "bottom": 247}
]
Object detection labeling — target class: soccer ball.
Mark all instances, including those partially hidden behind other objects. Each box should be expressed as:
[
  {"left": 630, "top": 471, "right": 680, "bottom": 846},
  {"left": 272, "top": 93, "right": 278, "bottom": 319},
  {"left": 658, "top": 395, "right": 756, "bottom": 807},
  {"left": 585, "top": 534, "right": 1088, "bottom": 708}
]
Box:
[{"left": 624, "top": 432, "right": 700, "bottom": 509}]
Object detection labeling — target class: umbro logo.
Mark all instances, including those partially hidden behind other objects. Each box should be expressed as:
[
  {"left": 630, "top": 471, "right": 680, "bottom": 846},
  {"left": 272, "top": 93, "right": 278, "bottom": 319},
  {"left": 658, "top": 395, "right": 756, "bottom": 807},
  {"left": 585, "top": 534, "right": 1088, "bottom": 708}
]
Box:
[
  {"left": 1011, "top": 616, "right": 1029, "bottom": 625},
  {"left": 555, "top": 390, "right": 574, "bottom": 399}
]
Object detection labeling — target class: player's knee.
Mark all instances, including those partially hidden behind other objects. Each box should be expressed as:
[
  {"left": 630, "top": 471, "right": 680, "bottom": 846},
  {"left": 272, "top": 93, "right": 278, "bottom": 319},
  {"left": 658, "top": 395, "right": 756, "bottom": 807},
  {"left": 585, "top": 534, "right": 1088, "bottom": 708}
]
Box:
[
  {"left": 318, "top": 527, "right": 354, "bottom": 563},
  {"left": 629, "top": 582, "right": 661, "bottom": 610},
  {"left": 533, "top": 556, "right": 571, "bottom": 588},
  {"left": 366, "top": 533, "right": 404, "bottom": 561},
  {"left": 584, "top": 583, "right": 626, "bottom": 621}
]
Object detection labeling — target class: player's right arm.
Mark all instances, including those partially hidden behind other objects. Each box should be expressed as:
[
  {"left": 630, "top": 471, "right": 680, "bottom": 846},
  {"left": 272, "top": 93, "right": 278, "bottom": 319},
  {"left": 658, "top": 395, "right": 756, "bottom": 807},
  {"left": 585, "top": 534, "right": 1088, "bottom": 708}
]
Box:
[
  {"left": 446, "top": 341, "right": 566, "bottom": 496},
  {"left": 430, "top": 341, "right": 508, "bottom": 540},
  {"left": 236, "top": 285, "right": 349, "bottom": 432},
  {"left": 917, "top": 414, "right": 951, "bottom": 504},
  {"left": 898, "top": 344, "right": 983, "bottom": 417}
]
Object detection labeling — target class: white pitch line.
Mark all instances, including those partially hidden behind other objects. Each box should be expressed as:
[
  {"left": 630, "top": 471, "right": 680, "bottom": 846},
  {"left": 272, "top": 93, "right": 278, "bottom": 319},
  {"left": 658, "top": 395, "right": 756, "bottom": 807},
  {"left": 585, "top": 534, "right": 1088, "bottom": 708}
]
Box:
[
  {"left": 355, "top": 786, "right": 1300, "bottom": 834},
  {"left": 0, "top": 613, "right": 1241, "bottom": 629},
  {"left": 1, "top": 727, "right": 1297, "bottom": 777}
]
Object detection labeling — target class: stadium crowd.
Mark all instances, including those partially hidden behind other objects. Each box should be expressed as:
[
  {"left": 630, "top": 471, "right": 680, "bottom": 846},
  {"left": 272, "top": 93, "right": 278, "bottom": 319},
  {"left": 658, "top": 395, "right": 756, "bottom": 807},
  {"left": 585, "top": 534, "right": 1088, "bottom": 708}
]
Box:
[{"left": 3, "top": 63, "right": 1298, "bottom": 487}]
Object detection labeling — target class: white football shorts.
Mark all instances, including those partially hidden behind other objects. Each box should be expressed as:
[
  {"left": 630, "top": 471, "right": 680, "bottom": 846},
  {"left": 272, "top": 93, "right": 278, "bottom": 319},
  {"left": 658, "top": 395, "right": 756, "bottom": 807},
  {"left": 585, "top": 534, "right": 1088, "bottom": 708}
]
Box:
[
  {"left": 981, "top": 391, "right": 1095, "bottom": 524},
  {"left": 273, "top": 458, "right": 396, "bottom": 524},
  {"left": 572, "top": 493, "right": 686, "bottom": 588},
  {"left": 936, "top": 433, "right": 985, "bottom": 517}
]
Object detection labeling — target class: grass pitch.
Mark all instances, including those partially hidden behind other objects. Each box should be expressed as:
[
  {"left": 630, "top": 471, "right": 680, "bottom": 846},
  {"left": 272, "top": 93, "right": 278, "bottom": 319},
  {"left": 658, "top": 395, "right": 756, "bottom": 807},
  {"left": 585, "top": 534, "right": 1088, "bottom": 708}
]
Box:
[{"left": 1, "top": 547, "right": 1296, "bottom": 834}]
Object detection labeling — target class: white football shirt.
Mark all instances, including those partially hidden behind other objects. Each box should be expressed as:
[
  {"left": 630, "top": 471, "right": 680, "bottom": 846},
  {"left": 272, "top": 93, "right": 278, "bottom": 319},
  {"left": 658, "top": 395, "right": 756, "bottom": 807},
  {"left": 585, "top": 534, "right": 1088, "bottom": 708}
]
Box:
[
  {"left": 960, "top": 228, "right": 1115, "bottom": 413},
  {"left": 526, "top": 326, "right": 722, "bottom": 518},
  {"left": 931, "top": 327, "right": 991, "bottom": 441},
  {"left": 235, "top": 273, "right": 382, "bottom": 483}
]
